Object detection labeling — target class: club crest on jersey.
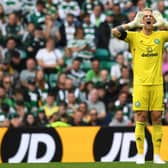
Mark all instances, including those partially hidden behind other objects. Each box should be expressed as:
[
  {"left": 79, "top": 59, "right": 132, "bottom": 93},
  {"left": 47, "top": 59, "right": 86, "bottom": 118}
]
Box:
[
  {"left": 154, "top": 39, "right": 160, "bottom": 44},
  {"left": 135, "top": 101, "right": 141, "bottom": 107}
]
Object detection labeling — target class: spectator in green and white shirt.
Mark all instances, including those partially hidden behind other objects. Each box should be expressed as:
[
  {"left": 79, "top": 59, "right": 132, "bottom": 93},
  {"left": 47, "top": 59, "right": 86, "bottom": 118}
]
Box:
[
  {"left": 27, "top": 0, "right": 46, "bottom": 27},
  {"left": 21, "top": 0, "right": 37, "bottom": 16},
  {"left": 67, "top": 27, "right": 95, "bottom": 59},
  {"left": 58, "top": 0, "right": 80, "bottom": 20},
  {"left": 82, "top": 13, "right": 96, "bottom": 45},
  {"left": 2, "top": 12, "right": 24, "bottom": 40},
  {"left": 90, "top": 5, "right": 105, "bottom": 27},
  {"left": 66, "top": 58, "right": 85, "bottom": 87},
  {"left": 82, "top": 0, "right": 102, "bottom": 14},
  {"left": 0, "top": 0, "right": 22, "bottom": 14}
]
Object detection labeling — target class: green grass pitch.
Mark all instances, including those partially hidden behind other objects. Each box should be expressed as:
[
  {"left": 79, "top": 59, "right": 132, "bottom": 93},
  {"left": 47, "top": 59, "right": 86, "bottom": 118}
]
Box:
[{"left": 0, "top": 162, "right": 167, "bottom": 168}]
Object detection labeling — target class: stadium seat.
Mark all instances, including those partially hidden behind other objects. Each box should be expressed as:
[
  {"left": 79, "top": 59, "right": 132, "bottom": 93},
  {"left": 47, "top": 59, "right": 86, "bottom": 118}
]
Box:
[
  {"left": 100, "top": 61, "right": 116, "bottom": 71},
  {"left": 95, "top": 48, "right": 110, "bottom": 60},
  {"left": 81, "top": 60, "right": 92, "bottom": 72},
  {"left": 48, "top": 73, "right": 58, "bottom": 88}
]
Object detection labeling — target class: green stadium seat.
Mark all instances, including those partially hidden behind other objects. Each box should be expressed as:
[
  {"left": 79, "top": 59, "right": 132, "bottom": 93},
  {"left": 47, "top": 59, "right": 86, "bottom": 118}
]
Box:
[
  {"left": 95, "top": 48, "right": 110, "bottom": 60},
  {"left": 81, "top": 60, "right": 92, "bottom": 72},
  {"left": 100, "top": 61, "right": 116, "bottom": 71},
  {"left": 48, "top": 73, "right": 58, "bottom": 88}
]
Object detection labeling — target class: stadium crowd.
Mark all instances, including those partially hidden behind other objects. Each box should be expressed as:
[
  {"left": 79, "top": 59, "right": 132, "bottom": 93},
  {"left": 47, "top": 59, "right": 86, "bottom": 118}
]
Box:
[{"left": 0, "top": 0, "right": 168, "bottom": 128}]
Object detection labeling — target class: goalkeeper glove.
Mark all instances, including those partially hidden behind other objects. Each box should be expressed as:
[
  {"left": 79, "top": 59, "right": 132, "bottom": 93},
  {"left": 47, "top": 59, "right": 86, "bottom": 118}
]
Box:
[
  {"left": 153, "top": 10, "right": 168, "bottom": 27},
  {"left": 127, "top": 11, "right": 144, "bottom": 29}
]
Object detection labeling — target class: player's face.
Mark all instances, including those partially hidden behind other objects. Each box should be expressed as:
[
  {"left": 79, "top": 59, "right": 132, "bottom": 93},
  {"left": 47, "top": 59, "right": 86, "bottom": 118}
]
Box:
[{"left": 142, "top": 10, "right": 155, "bottom": 30}]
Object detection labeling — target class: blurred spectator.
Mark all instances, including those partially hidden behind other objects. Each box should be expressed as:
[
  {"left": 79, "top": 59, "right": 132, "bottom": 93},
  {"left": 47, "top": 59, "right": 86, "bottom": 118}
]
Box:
[
  {"left": 10, "top": 114, "right": 23, "bottom": 128},
  {"left": 23, "top": 112, "right": 38, "bottom": 127},
  {"left": 78, "top": 101, "right": 89, "bottom": 122},
  {"left": 0, "top": 4, "right": 6, "bottom": 27},
  {"left": 20, "top": 58, "right": 36, "bottom": 88},
  {"left": 104, "top": 80, "right": 118, "bottom": 106},
  {"left": 43, "top": 14, "right": 61, "bottom": 40},
  {"left": 0, "top": 0, "right": 22, "bottom": 15},
  {"left": 90, "top": 5, "right": 105, "bottom": 27},
  {"left": 66, "top": 91, "right": 79, "bottom": 116},
  {"left": 58, "top": 101, "right": 68, "bottom": 117},
  {"left": 30, "top": 26, "right": 46, "bottom": 56},
  {"left": 27, "top": 0, "right": 46, "bottom": 27},
  {"left": 87, "top": 88, "right": 106, "bottom": 119},
  {"left": 67, "top": 27, "right": 95, "bottom": 59},
  {"left": 162, "top": 110, "right": 168, "bottom": 125},
  {"left": 162, "top": 48, "right": 168, "bottom": 74},
  {"left": 156, "top": 0, "right": 168, "bottom": 20},
  {"left": 26, "top": 77, "right": 41, "bottom": 112},
  {"left": 58, "top": 0, "right": 80, "bottom": 20},
  {"left": 2, "top": 12, "right": 24, "bottom": 40},
  {"left": 35, "top": 69, "right": 49, "bottom": 102},
  {"left": 109, "top": 109, "right": 131, "bottom": 126},
  {"left": 82, "top": 13, "right": 96, "bottom": 45},
  {"left": 99, "top": 69, "right": 109, "bottom": 86},
  {"left": 0, "top": 70, "right": 4, "bottom": 85},
  {"left": 12, "top": 88, "right": 30, "bottom": 110},
  {"left": 58, "top": 78, "right": 80, "bottom": 102},
  {"left": 86, "top": 58, "right": 101, "bottom": 83},
  {"left": 112, "top": 3, "right": 128, "bottom": 26},
  {"left": 59, "top": 13, "right": 77, "bottom": 47},
  {"left": 10, "top": 50, "right": 24, "bottom": 73},
  {"left": 22, "top": 22, "right": 36, "bottom": 57},
  {"left": 36, "top": 108, "right": 49, "bottom": 126},
  {"left": 0, "top": 103, "right": 10, "bottom": 123},
  {"left": 0, "top": 58, "right": 19, "bottom": 86},
  {"left": 97, "top": 85, "right": 107, "bottom": 105},
  {"left": 2, "top": 37, "right": 25, "bottom": 62},
  {"left": 36, "top": 37, "right": 63, "bottom": 75},
  {"left": 88, "top": 108, "right": 103, "bottom": 126},
  {"left": 82, "top": 0, "right": 102, "bottom": 14},
  {"left": 45, "top": 0, "right": 57, "bottom": 17},
  {"left": 21, "top": 0, "right": 37, "bottom": 16},
  {"left": 110, "top": 53, "right": 125, "bottom": 81},
  {"left": 2, "top": 75, "right": 13, "bottom": 98},
  {"left": 97, "top": 10, "right": 114, "bottom": 49},
  {"left": 118, "top": 65, "right": 131, "bottom": 85},
  {"left": 55, "top": 73, "right": 67, "bottom": 92},
  {"left": 68, "top": 108, "right": 87, "bottom": 126},
  {"left": 78, "top": 82, "right": 87, "bottom": 101},
  {"left": 164, "top": 71, "right": 168, "bottom": 103},
  {"left": 66, "top": 58, "right": 85, "bottom": 86},
  {"left": 15, "top": 100, "right": 28, "bottom": 119},
  {"left": 113, "top": 91, "right": 131, "bottom": 120},
  {"left": 42, "top": 91, "right": 59, "bottom": 119}
]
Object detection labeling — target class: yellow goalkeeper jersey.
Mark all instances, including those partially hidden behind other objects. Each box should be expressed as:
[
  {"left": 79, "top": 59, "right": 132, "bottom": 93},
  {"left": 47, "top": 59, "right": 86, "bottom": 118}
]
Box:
[{"left": 125, "top": 31, "right": 168, "bottom": 85}]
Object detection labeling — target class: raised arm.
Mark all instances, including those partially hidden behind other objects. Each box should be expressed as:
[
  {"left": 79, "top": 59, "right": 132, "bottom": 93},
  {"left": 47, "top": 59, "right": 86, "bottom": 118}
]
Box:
[
  {"left": 112, "top": 11, "right": 144, "bottom": 39},
  {"left": 153, "top": 10, "right": 168, "bottom": 28}
]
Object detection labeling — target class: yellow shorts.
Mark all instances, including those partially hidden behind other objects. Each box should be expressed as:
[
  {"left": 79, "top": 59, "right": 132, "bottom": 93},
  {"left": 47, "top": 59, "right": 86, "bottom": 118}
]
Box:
[{"left": 133, "top": 85, "right": 164, "bottom": 111}]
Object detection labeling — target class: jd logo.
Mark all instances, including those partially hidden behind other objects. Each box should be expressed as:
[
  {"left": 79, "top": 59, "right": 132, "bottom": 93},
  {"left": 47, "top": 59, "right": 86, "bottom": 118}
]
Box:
[
  {"left": 1, "top": 128, "right": 62, "bottom": 163},
  {"left": 93, "top": 127, "right": 153, "bottom": 162}
]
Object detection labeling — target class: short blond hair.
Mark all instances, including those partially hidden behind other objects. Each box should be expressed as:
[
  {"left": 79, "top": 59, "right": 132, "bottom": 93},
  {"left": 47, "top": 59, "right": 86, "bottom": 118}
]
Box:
[{"left": 142, "top": 7, "right": 153, "bottom": 12}]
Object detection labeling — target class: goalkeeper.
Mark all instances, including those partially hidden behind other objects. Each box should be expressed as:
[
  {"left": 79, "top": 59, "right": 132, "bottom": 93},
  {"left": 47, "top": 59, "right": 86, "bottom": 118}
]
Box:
[{"left": 112, "top": 8, "right": 168, "bottom": 164}]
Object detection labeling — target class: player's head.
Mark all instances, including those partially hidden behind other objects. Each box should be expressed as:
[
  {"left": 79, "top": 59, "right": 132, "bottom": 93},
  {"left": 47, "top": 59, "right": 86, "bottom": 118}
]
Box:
[{"left": 142, "top": 8, "right": 155, "bottom": 30}]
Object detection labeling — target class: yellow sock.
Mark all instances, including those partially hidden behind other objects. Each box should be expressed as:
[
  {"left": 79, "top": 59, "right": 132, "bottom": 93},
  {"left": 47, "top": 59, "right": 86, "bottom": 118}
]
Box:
[
  {"left": 152, "top": 125, "right": 163, "bottom": 155},
  {"left": 135, "top": 122, "right": 145, "bottom": 154}
]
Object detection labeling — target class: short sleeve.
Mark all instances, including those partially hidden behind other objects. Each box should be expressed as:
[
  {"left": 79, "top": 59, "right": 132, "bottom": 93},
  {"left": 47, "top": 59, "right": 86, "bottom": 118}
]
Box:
[
  {"left": 35, "top": 49, "right": 43, "bottom": 60},
  {"left": 124, "top": 31, "right": 136, "bottom": 44},
  {"left": 160, "top": 31, "right": 168, "bottom": 42}
]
